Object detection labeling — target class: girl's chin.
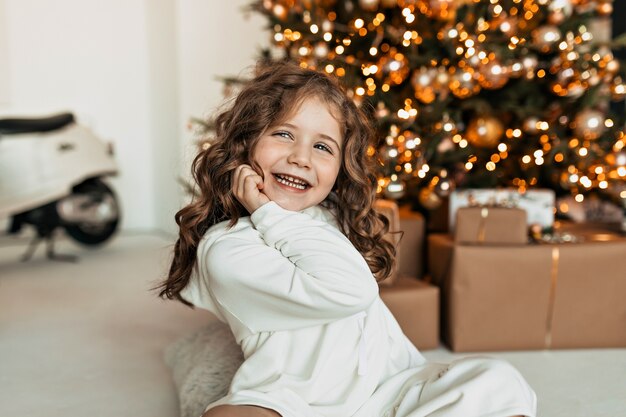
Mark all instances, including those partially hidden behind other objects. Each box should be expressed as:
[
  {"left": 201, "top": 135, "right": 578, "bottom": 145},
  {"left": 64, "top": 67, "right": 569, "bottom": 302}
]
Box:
[
  {"left": 272, "top": 200, "right": 310, "bottom": 212},
  {"left": 267, "top": 196, "right": 320, "bottom": 212}
]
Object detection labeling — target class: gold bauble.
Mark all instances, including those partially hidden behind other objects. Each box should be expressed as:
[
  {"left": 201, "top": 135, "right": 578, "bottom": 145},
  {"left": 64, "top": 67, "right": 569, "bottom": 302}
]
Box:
[
  {"left": 418, "top": 187, "right": 442, "bottom": 210},
  {"left": 313, "top": 42, "right": 329, "bottom": 59},
  {"left": 523, "top": 116, "right": 540, "bottom": 134},
  {"left": 596, "top": 1, "right": 613, "bottom": 15},
  {"left": 478, "top": 60, "right": 510, "bottom": 89},
  {"left": 448, "top": 68, "right": 480, "bottom": 99},
  {"left": 573, "top": 109, "right": 606, "bottom": 140},
  {"left": 532, "top": 25, "right": 561, "bottom": 51},
  {"left": 428, "top": 0, "right": 458, "bottom": 21},
  {"left": 379, "top": 52, "right": 410, "bottom": 85},
  {"left": 497, "top": 16, "right": 517, "bottom": 36},
  {"left": 548, "top": 10, "right": 566, "bottom": 25},
  {"left": 358, "top": 0, "right": 380, "bottom": 11},
  {"left": 272, "top": 3, "right": 288, "bottom": 20},
  {"left": 411, "top": 67, "right": 438, "bottom": 104},
  {"left": 548, "top": 0, "right": 574, "bottom": 23},
  {"left": 605, "top": 58, "right": 620, "bottom": 75},
  {"left": 435, "top": 67, "right": 450, "bottom": 87},
  {"left": 550, "top": 65, "right": 587, "bottom": 98},
  {"left": 611, "top": 77, "right": 626, "bottom": 101},
  {"left": 605, "top": 151, "right": 626, "bottom": 168},
  {"left": 466, "top": 116, "right": 505, "bottom": 148},
  {"left": 434, "top": 177, "right": 455, "bottom": 197},
  {"left": 522, "top": 55, "right": 539, "bottom": 72}
]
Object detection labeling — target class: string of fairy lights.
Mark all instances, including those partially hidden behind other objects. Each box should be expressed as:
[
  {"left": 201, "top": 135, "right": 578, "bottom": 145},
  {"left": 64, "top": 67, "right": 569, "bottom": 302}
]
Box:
[{"left": 249, "top": 0, "right": 626, "bottom": 210}]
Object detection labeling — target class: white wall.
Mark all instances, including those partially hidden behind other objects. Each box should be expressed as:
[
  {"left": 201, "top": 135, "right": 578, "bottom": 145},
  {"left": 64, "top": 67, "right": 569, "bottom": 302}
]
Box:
[
  {"left": 0, "top": 0, "right": 9, "bottom": 106},
  {"left": 0, "top": 0, "right": 269, "bottom": 233},
  {"left": 176, "top": 0, "right": 269, "bottom": 178},
  {"left": 146, "top": 0, "right": 181, "bottom": 235}
]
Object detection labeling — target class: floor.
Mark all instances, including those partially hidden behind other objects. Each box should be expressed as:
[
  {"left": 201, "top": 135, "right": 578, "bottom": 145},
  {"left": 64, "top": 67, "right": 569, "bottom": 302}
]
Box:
[{"left": 1, "top": 231, "right": 625, "bottom": 417}]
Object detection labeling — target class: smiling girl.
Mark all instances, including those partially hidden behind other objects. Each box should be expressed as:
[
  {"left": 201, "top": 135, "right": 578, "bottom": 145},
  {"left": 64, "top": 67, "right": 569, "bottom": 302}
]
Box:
[{"left": 158, "top": 61, "right": 536, "bottom": 417}]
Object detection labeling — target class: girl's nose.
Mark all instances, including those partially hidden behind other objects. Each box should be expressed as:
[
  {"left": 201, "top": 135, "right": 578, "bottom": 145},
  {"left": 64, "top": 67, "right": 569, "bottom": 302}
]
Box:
[{"left": 287, "top": 143, "right": 312, "bottom": 168}]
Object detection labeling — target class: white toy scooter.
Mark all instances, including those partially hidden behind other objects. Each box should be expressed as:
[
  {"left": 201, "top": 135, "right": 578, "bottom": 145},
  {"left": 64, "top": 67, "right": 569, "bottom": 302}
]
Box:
[{"left": 0, "top": 112, "right": 120, "bottom": 261}]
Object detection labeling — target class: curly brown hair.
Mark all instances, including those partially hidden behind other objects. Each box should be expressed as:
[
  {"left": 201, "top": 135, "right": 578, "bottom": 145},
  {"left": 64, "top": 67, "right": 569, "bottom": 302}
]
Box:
[{"left": 158, "top": 60, "right": 396, "bottom": 305}]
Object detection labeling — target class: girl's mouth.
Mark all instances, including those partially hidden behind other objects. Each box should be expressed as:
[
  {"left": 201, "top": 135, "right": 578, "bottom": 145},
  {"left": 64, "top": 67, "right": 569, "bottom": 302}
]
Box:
[{"left": 273, "top": 173, "right": 311, "bottom": 190}]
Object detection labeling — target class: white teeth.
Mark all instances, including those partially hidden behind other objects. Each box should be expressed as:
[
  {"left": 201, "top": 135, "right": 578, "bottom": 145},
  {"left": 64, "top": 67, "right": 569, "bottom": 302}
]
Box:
[
  {"left": 275, "top": 174, "right": 309, "bottom": 190},
  {"left": 285, "top": 175, "right": 306, "bottom": 185}
]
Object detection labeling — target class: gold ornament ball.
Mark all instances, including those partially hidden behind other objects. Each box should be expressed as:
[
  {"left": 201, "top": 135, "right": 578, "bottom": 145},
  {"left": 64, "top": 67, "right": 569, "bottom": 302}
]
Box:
[
  {"left": 548, "top": 0, "right": 574, "bottom": 21},
  {"left": 522, "top": 55, "right": 539, "bottom": 72},
  {"left": 533, "top": 25, "right": 562, "bottom": 51},
  {"left": 429, "top": 0, "right": 458, "bottom": 21},
  {"left": 498, "top": 16, "right": 517, "bottom": 35},
  {"left": 596, "top": 1, "right": 613, "bottom": 15},
  {"left": 313, "top": 42, "right": 329, "bottom": 59},
  {"left": 358, "top": 0, "right": 380, "bottom": 11},
  {"left": 611, "top": 78, "right": 626, "bottom": 101},
  {"left": 465, "top": 116, "right": 505, "bottom": 148},
  {"left": 605, "top": 58, "right": 620, "bottom": 75},
  {"left": 418, "top": 187, "right": 442, "bottom": 210},
  {"left": 272, "top": 4, "right": 288, "bottom": 20},
  {"left": 437, "top": 137, "right": 455, "bottom": 153},
  {"left": 379, "top": 52, "right": 410, "bottom": 85},
  {"left": 548, "top": 9, "right": 566, "bottom": 25},
  {"left": 411, "top": 67, "right": 438, "bottom": 104},
  {"left": 434, "top": 177, "right": 455, "bottom": 197},
  {"left": 565, "top": 81, "right": 586, "bottom": 99},
  {"left": 573, "top": 109, "right": 607, "bottom": 140},
  {"left": 523, "top": 116, "right": 540, "bottom": 134},
  {"left": 448, "top": 68, "right": 480, "bottom": 99},
  {"left": 605, "top": 150, "right": 626, "bottom": 168},
  {"left": 478, "top": 60, "right": 510, "bottom": 89}
]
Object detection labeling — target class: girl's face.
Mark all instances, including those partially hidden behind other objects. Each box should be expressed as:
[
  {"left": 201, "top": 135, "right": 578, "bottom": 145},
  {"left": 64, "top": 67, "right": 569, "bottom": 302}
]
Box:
[{"left": 252, "top": 98, "right": 343, "bottom": 212}]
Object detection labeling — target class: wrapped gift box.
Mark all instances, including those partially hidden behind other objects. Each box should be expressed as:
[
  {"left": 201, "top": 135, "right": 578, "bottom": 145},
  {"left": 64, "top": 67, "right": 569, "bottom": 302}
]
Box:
[
  {"left": 449, "top": 188, "right": 555, "bottom": 229},
  {"left": 398, "top": 205, "right": 425, "bottom": 279},
  {"left": 454, "top": 206, "right": 527, "bottom": 244},
  {"left": 379, "top": 276, "right": 439, "bottom": 350},
  {"left": 375, "top": 200, "right": 437, "bottom": 349},
  {"left": 374, "top": 200, "right": 426, "bottom": 284},
  {"left": 428, "top": 233, "right": 626, "bottom": 352}
]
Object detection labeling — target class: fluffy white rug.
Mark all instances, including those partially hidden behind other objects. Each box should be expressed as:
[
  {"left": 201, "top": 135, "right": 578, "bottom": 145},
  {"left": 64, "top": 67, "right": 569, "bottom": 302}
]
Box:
[{"left": 164, "top": 321, "right": 244, "bottom": 417}]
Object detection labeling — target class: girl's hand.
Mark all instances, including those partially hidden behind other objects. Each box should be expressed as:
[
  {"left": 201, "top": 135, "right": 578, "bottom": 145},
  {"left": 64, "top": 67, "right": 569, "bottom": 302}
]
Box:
[{"left": 232, "top": 164, "right": 270, "bottom": 214}]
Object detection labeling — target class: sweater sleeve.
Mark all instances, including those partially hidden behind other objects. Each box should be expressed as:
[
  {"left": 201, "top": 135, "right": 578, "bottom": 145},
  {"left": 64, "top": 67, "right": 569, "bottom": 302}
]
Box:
[{"left": 204, "top": 202, "right": 379, "bottom": 333}]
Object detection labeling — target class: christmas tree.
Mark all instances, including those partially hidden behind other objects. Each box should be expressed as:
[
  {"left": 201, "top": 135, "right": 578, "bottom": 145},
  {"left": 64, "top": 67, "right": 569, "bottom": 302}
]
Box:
[{"left": 239, "top": 0, "right": 626, "bottom": 213}]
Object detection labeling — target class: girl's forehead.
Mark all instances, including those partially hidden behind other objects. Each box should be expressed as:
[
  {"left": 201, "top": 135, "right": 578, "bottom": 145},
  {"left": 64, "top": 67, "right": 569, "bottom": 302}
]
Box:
[{"left": 280, "top": 96, "right": 343, "bottom": 124}]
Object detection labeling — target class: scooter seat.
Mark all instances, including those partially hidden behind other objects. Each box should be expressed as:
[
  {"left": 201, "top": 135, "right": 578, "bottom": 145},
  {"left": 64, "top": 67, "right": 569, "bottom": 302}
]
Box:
[{"left": 0, "top": 113, "right": 75, "bottom": 135}]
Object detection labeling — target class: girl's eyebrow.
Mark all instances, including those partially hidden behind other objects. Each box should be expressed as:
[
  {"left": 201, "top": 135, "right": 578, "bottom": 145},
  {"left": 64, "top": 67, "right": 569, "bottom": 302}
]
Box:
[{"left": 280, "top": 122, "right": 342, "bottom": 149}]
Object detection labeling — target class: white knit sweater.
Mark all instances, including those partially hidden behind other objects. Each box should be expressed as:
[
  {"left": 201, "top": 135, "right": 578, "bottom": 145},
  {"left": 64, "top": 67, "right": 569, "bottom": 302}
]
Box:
[{"left": 181, "top": 202, "right": 536, "bottom": 417}]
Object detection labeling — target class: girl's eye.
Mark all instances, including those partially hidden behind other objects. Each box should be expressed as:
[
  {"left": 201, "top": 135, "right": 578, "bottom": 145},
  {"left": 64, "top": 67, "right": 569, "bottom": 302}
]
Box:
[
  {"left": 314, "top": 143, "right": 333, "bottom": 154},
  {"left": 274, "top": 131, "right": 293, "bottom": 140}
]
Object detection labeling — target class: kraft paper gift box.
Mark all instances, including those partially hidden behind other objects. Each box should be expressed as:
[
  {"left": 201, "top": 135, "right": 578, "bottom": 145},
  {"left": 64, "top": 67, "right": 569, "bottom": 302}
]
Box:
[
  {"left": 374, "top": 200, "right": 438, "bottom": 349},
  {"left": 398, "top": 205, "right": 425, "bottom": 279},
  {"left": 428, "top": 233, "right": 626, "bottom": 352},
  {"left": 374, "top": 200, "right": 426, "bottom": 284},
  {"left": 454, "top": 207, "right": 528, "bottom": 244},
  {"left": 379, "top": 276, "right": 440, "bottom": 350},
  {"left": 449, "top": 188, "right": 556, "bottom": 229}
]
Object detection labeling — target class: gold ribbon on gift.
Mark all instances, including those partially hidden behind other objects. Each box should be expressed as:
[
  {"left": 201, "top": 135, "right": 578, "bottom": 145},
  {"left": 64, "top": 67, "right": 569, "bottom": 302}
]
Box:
[{"left": 545, "top": 247, "right": 560, "bottom": 349}]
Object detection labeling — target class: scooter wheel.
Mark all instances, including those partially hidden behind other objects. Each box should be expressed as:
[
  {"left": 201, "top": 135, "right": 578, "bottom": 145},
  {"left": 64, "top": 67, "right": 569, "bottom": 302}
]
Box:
[{"left": 63, "top": 179, "right": 120, "bottom": 246}]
